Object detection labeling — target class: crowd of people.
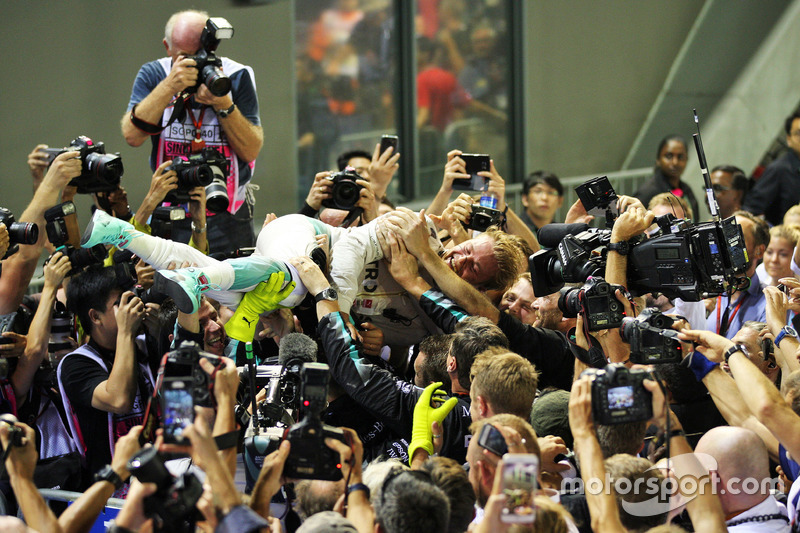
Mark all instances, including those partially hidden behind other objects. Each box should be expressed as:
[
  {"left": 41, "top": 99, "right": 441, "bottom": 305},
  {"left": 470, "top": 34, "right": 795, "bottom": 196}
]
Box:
[{"left": 5, "top": 6, "right": 800, "bottom": 533}]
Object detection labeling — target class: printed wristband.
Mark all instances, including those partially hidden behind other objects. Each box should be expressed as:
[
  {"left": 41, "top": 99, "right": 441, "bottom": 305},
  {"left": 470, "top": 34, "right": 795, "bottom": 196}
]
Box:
[{"left": 684, "top": 350, "right": 719, "bottom": 381}]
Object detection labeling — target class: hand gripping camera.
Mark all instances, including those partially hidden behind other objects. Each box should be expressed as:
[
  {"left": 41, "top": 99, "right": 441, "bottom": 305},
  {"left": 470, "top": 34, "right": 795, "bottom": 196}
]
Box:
[
  {"left": 127, "top": 446, "right": 203, "bottom": 533},
  {"left": 45, "top": 202, "right": 106, "bottom": 275},
  {"left": 0, "top": 208, "right": 38, "bottom": 258},
  {"left": 185, "top": 17, "right": 234, "bottom": 97},
  {"left": 164, "top": 147, "right": 230, "bottom": 213},
  {"left": 42, "top": 136, "right": 123, "bottom": 194},
  {"left": 558, "top": 277, "right": 626, "bottom": 331},
  {"left": 620, "top": 308, "right": 683, "bottom": 365},
  {"left": 322, "top": 168, "right": 365, "bottom": 211},
  {"left": 582, "top": 364, "right": 653, "bottom": 425},
  {"left": 282, "top": 362, "right": 348, "bottom": 481}
]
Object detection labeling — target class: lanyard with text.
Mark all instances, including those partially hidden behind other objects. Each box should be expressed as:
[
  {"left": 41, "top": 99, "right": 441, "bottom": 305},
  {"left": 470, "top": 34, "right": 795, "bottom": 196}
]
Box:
[
  {"left": 716, "top": 292, "right": 748, "bottom": 337},
  {"left": 187, "top": 106, "right": 208, "bottom": 153}
]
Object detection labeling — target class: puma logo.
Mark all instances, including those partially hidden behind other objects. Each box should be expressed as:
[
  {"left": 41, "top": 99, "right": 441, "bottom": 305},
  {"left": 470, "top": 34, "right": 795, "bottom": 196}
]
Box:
[{"left": 242, "top": 317, "right": 255, "bottom": 327}]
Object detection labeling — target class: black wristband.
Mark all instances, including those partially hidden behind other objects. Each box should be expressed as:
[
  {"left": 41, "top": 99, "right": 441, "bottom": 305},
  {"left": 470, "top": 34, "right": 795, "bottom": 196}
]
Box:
[
  {"left": 666, "top": 428, "right": 685, "bottom": 440},
  {"left": 129, "top": 105, "right": 165, "bottom": 135},
  {"left": 107, "top": 522, "right": 135, "bottom": 533},
  {"left": 348, "top": 482, "right": 370, "bottom": 499}
]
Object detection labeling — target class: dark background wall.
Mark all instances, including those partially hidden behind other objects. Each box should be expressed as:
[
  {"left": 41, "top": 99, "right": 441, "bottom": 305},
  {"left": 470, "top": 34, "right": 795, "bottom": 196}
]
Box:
[{"left": 1, "top": 1, "right": 795, "bottom": 226}]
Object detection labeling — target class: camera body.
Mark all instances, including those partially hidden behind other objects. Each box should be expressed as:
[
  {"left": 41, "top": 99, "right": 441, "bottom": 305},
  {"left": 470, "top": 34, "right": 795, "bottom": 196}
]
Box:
[
  {"left": 282, "top": 362, "right": 348, "bottom": 481},
  {"left": 49, "top": 301, "right": 75, "bottom": 362},
  {"left": 620, "top": 308, "right": 682, "bottom": 364},
  {"left": 127, "top": 447, "right": 203, "bottom": 533},
  {"left": 45, "top": 202, "right": 105, "bottom": 275},
  {"left": 150, "top": 206, "right": 186, "bottom": 239},
  {"left": 558, "top": 277, "right": 625, "bottom": 331},
  {"left": 42, "top": 136, "right": 123, "bottom": 194},
  {"left": 322, "top": 168, "right": 364, "bottom": 211},
  {"left": 162, "top": 342, "right": 222, "bottom": 409},
  {"left": 466, "top": 205, "right": 504, "bottom": 232},
  {"left": 184, "top": 17, "right": 234, "bottom": 97},
  {"left": 583, "top": 364, "right": 652, "bottom": 425},
  {"left": 165, "top": 147, "right": 230, "bottom": 213}
]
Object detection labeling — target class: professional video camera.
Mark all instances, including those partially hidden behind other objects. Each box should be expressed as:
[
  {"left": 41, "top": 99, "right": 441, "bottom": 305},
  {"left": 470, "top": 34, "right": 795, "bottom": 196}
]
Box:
[
  {"left": 242, "top": 333, "right": 316, "bottom": 482},
  {"left": 529, "top": 194, "right": 749, "bottom": 302},
  {"left": 582, "top": 364, "right": 653, "bottom": 425},
  {"left": 620, "top": 308, "right": 682, "bottom": 365},
  {"left": 282, "top": 362, "right": 347, "bottom": 480},
  {"left": 0, "top": 208, "right": 38, "bottom": 258},
  {"left": 185, "top": 17, "right": 234, "bottom": 97},
  {"left": 44, "top": 202, "right": 106, "bottom": 275},
  {"left": 127, "top": 447, "right": 203, "bottom": 533},
  {"left": 558, "top": 277, "right": 625, "bottom": 331},
  {"left": 322, "top": 167, "right": 364, "bottom": 211},
  {"left": 149, "top": 206, "right": 186, "bottom": 239},
  {"left": 165, "top": 147, "right": 230, "bottom": 213},
  {"left": 42, "top": 136, "right": 123, "bottom": 194}
]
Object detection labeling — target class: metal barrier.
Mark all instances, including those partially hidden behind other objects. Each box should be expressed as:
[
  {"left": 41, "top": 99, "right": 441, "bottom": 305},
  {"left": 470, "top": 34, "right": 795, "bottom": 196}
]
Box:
[{"left": 40, "top": 489, "right": 124, "bottom": 533}]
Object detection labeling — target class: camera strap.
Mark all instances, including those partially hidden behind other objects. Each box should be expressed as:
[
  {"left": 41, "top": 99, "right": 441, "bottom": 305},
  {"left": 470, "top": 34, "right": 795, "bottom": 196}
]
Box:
[
  {"left": 130, "top": 105, "right": 165, "bottom": 136},
  {"left": 716, "top": 293, "right": 747, "bottom": 337}
]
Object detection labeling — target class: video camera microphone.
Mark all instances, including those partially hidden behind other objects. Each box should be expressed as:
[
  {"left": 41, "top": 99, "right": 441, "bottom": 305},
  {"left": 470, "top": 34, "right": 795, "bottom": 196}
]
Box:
[
  {"left": 538, "top": 223, "right": 591, "bottom": 248},
  {"left": 278, "top": 332, "right": 318, "bottom": 367}
]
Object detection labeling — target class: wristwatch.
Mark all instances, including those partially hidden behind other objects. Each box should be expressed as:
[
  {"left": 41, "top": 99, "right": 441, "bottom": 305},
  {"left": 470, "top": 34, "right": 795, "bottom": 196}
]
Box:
[
  {"left": 608, "top": 241, "right": 630, "bottom": 255},
  {"left": 93, "top": 464, "right": 124, "bottom": 490},
  {"left": 723, "top": 343, "right": 748, "bottom": 364},
  {"left": 216, "top": 103, "right": 236, "bottom": 118},
  {"left": 314, "top": 287, "right": 338, "bottom": 303},
  {"left": 775, "top": 325, "right": 798, "bottom": 348}
]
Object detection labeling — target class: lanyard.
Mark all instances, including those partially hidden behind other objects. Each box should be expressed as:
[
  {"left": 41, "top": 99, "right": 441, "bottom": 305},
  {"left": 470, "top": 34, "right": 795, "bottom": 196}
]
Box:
[
  {"left": 716, "top": 292, "right": 747, "bottom": 336},
  {"left": 187, "top": 105, "right": 207, "bottom": 153}
]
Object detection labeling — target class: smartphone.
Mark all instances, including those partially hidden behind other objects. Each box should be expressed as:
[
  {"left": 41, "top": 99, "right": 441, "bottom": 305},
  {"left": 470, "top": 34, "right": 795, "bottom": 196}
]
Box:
[
  {"left": 161, "top": 379, "right": 195, "bottom": 444},
  {"left": 477, "top": 423, "right": 509, "bottom": 457},
  {"left": 500, "top": 454, "right": 539, "bottom": 524},
  {"left": 380, "top": 134, "right": 398, "bottom": 155},
  {"left": 453, "top": 153, "right": 490, "bottom": 190}
]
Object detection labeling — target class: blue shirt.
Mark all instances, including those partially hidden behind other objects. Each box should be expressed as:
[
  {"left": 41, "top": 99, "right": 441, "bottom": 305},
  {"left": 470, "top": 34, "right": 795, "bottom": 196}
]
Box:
[{"left": 706, "top": 270, "right": 767, "bottom": 339}]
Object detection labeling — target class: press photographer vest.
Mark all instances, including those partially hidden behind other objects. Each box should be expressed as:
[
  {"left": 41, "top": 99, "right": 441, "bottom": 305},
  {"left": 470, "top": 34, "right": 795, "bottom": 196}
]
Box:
[{"left": 155, "top": 56, "right": 253, "bottom": 215}]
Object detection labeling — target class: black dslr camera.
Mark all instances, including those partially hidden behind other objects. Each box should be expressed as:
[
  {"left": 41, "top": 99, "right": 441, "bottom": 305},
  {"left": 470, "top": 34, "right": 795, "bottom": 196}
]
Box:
[
  {"left": 0, "top": 208, "right": 38, "bottom": 258},
  {"left": 583, "top": 364, "right": 652, "bottom": 425},
  {"left": 48, "top": 301, "right": 75, "bottom": 363},
  {"left": 558, "top": 277, "right": 625, "bottom": 331},
  {"left": 165, "top": 147, "right": 230, "bottom": 213},
  {"left": 283, "top": 362, "right": 348, "bottom": 480},
  {"left": 466, "top": 205, "right": 504, "bottom": 232},
  {"left": 42, "top": 136, "right": 123, "bottom": 194},
  {"left": 185, "top": 17, "right": 234, "bottom": 97},
  {"left": 127, "top": 446, "right": 203, "bottom": 533},
  {"left": 322, "top": 168, "right": 364, "bottom": 211},
  {"left": 45, "top": 202, "right": 106, "bottom": 275},
  {"left": 620, "top": 308, "right": 682, "bottom": 365},
  {"left": 161, "top": 342, "right": 223, "bottom": 409}
]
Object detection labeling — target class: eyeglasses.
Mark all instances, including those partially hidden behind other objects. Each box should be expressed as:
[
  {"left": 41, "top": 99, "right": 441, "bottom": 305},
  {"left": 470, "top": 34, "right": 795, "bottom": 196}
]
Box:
[
  {"left": 529, "top": 187, "right": 560, "bottom": 198},
  {"left": 711, "top": 184, "right": 733, "bottom": 192}
]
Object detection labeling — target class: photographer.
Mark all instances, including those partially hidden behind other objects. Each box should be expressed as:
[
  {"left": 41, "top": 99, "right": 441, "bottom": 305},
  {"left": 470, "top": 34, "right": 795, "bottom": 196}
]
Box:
[
  {"left": 122, "top": 9, "right": 263, "bottom": 255},
  {"left": 0, "top": 151, "right": 81, "bottom": 315},
  {"left": 57, "top": 266, "right": 156, "bottom": 485}
]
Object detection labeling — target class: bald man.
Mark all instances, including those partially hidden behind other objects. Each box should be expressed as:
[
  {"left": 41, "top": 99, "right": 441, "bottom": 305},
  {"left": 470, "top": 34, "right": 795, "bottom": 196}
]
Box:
[
  {"left": 122, "top": 9, "right": 263, "bottom": 255},
  {"left": 695, "top": 427, "right": 789, "bottom": 531}
]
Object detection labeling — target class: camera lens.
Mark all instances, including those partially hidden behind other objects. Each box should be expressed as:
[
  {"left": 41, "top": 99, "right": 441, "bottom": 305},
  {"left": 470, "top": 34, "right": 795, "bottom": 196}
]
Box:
[
  {"left": 205, "top": 178, "right": 229, "bottom": 213},
  {"left": 8, "top": 222, "right": 39, "bottom": 245},
  {"left": 67, "top": 244, "right": 107, "bottom": 272},
  {"left": 85, "top": 153, "right": 124, "bottom": 189},
  {"left": 202, "top": 65, "right": 232, "bottom": 96},
  {"left": 557, "top": 287, "right": 582, "bottom": 318},
  {"left": 332, "top": 180, "right": 361, "bottom": 209},
  {"left": 177, "top": 164, "right": 214, "bottom": 188}
]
